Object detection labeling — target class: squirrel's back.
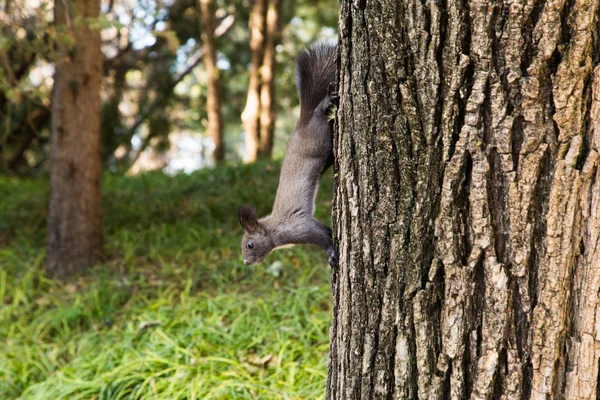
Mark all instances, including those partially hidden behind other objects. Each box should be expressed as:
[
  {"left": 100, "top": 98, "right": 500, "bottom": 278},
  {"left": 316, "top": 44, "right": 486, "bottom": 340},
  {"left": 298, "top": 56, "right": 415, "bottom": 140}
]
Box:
[{"left": 296, "top": 41, "right": 337, "bottom": 122}]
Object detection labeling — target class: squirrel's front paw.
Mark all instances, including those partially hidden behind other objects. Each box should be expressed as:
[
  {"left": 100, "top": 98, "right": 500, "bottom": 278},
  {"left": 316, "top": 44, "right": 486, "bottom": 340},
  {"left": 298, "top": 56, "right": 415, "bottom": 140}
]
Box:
[
  {"left": 327, "top": 247, "right": 338, "bottom": 268},
  {"left": 328, "top": 254, "right": 338, "bottom": 268}
]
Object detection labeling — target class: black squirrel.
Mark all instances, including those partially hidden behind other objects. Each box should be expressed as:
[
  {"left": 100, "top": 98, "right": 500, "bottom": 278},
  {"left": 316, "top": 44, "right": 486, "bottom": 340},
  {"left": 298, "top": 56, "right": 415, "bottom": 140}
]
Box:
[{"left": 237, "top": 42, "right": 338, "bottom": 268}]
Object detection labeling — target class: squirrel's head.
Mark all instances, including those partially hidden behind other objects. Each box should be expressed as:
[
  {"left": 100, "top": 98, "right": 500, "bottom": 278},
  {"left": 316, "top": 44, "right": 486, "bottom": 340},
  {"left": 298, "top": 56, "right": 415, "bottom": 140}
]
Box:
[{"left": 237, "top": 205, "right": 274, "bottom": 265}]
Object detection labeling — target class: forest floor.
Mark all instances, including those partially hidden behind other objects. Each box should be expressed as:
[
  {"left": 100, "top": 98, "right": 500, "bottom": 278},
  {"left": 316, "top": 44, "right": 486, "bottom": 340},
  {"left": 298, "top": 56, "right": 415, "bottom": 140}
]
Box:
[{"left": 0, "top": 162, "right": 333, "bottom": 400}]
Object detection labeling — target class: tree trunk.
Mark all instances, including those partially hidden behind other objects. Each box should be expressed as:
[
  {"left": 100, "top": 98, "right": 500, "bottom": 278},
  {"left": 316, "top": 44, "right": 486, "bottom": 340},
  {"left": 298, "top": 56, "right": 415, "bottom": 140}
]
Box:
[
  {"left": 48, "top": 0, "right": 102, "bottom": 276},
  {"left": 328, "top": 0, "right": 600, "bottom": 399},
  {"left": 242, "top": 0, "right": 266, "bottom": 162},
  {"left": 258, "top": 0, "right": 282, "bottom": 159},
  {"left": 200, "top": 0, "right": 225, "bottom": 164}
]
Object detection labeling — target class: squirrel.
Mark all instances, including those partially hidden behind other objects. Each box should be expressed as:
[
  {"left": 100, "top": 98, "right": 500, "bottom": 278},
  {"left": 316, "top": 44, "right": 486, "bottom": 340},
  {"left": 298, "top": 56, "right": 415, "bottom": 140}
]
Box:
[{"left": 237, "top": 41, "right": 338, "bottom": 268}]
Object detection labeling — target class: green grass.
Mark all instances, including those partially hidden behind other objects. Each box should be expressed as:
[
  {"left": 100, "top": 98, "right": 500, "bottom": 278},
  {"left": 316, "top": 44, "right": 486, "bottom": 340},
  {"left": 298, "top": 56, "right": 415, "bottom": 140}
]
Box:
[{"left": 0, "top": 162, "right": 334, "bottom": 399}]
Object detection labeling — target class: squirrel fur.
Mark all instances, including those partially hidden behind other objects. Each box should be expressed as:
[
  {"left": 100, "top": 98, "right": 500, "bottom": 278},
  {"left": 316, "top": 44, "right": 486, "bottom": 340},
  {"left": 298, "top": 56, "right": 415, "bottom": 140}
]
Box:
[{"left": 238, "top": 42, "right": 338, "bottom": 267}]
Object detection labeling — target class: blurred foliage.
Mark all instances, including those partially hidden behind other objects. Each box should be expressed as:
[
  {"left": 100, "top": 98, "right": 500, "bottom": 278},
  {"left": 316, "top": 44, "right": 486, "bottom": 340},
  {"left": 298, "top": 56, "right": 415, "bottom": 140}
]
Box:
[
  {"left": 0, "top": 0, "right": 338, "bottom": 175},
  {"left": 0, "top": 161, "right": 334, "bottom": 398}
]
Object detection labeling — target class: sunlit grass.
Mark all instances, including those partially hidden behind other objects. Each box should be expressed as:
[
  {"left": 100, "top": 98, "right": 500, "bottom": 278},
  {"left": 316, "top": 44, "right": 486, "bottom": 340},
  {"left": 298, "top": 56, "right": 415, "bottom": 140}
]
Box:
[{"left": 0, "top": 162, "right": 333, "bottom": 399}]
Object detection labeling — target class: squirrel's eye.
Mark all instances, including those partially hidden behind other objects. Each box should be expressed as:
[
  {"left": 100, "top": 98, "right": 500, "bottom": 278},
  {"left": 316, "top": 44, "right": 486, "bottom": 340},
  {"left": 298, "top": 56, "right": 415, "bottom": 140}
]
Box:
[{"left": 247, "top": 241, "right": 255, "bottom": 249}]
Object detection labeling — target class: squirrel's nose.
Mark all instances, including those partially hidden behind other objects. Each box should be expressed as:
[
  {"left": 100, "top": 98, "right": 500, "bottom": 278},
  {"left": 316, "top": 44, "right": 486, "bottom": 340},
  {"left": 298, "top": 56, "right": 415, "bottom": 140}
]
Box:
[{"left": 243, "top": 259, "right": 250, "bottom": 265}]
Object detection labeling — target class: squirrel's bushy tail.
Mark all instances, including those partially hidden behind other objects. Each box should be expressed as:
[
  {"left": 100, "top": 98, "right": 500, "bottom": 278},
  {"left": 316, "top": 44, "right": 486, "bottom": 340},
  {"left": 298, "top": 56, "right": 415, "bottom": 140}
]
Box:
[{"left": 296, "top": 41, "right": 337, "bottom": 121}]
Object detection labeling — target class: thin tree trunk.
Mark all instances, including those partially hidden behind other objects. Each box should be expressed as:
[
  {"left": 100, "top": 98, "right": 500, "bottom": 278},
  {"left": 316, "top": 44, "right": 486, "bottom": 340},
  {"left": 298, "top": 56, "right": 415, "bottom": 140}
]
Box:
[
  {"left": 328, "top": 0, "right": 600, "bottom": 398},
  {"left": 258, "top": 0, "right": 282, "bottom": 159},
  {"left": 200, "top": 0, "right": 225, "bottom": 164},
  {"left": 48, "top": 0, "right": 103, "bottom": 276},
  {"left": 242, "top": 0, "right": 266, "bottom": 162}
]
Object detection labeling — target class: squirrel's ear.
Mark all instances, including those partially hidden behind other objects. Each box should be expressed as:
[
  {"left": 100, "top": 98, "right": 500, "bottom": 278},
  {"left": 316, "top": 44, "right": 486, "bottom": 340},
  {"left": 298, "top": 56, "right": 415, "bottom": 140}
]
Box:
[{"left": 237, "top": 205, "right": 260, "bottom": 232}]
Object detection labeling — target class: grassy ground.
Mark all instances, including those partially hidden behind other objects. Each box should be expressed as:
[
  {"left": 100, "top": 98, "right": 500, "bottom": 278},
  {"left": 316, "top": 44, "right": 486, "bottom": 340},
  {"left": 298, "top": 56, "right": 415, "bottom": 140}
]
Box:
[{"left": 0, "top": 162, "right": 334, "bottom": 400}]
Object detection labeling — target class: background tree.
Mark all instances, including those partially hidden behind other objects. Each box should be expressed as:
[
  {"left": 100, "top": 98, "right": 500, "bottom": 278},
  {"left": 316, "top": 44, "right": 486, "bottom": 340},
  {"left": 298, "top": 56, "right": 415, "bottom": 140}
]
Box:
[
  {"left": 241, "top": 0, "right": 266, "bottom": 162},
  {"left": 328, "top": 0, "right": 600, "bottom": 399},
  {"left": 258, "top": 0, "right": 282, "bottom": 159},
  {"left": 199, "top": 0, "right": 225, "bottom": 163},
  {"left": 47, "top": 0, "right": 103, "bottom": 275}
]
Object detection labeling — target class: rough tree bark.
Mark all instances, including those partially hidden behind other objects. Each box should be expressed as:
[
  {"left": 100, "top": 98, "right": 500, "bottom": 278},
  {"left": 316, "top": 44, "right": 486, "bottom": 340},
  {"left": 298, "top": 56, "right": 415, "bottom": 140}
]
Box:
[
  {"left": 200, "top": 0, "right": 225, "bottom": 163},
  {"left": 48, "top": 0, "right": 103, "bottom": 276},
  {"left": 258, "top": 0, "right": 282, "bottom": 159},
  {"left": 242, "top": 0, "right": 266, "bottom": 162},
  {"left": 328, "top": 0, "right": 600, "bottom": 399}
]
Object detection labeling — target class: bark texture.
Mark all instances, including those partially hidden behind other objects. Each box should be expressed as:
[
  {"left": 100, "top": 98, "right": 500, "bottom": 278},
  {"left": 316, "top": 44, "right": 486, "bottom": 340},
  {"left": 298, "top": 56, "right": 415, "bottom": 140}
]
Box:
[
  {"left": 328, "top": 0, "right": 600, "bottom": 398},
  {"left": 200, "top": 0, "right": 225, "bottom": 163},
  {"left": 48, "top": 0, "right": 103, "bottom": 276},
  {"left": 242, "top": 0, "right": 266, "bottom": 162}
]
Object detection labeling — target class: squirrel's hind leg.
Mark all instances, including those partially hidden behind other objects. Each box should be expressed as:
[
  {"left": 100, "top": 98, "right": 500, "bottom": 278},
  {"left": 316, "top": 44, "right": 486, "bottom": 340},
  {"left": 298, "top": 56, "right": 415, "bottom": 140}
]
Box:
[{"left": 316, "top": 82, "right": 339, "bottom": 117}]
